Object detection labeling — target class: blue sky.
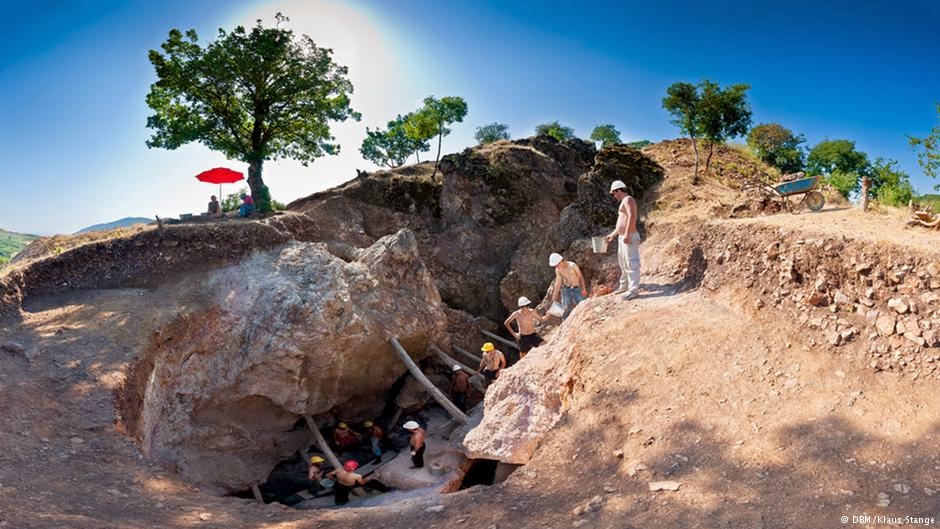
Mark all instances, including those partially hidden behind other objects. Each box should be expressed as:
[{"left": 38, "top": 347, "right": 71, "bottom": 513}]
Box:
[{"left": 1, "top": 0, "right": 938, "bottom": 234}]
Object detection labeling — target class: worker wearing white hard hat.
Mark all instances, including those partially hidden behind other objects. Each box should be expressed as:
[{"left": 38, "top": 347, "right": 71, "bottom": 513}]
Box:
[
  {"left": 403, "top": 421, "right": 426, "bottom": 469},
  {"left": 605, "top": 179, "right": 641, "bottom": 300},
  {"left": 504, "top": 295, "right": 546, "bottom": 362},
  {"left": 549, "top": 252, "right": 588, "bottom": 320},
  {"left": 450, "top": 362, "right": 471, "bottom": 412}
]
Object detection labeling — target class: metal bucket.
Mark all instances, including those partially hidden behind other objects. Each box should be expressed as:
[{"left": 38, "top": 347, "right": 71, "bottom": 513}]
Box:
[
  {"left": 591, "top": 236, "right": 608, "bottom": 253},
  {"left": 547, "top": 302, "right": 565, "bottom": 318}
]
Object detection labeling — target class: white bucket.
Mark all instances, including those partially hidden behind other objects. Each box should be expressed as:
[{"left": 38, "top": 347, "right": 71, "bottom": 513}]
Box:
[
  {"left": 547, "top": 302, "right": 565, "bottom": 318},
  {"left": 591, "top": 236, "right": 608, "bottom": 253}
]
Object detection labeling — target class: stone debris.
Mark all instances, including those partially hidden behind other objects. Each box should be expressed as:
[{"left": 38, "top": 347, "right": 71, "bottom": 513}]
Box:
[
  {"left": 893, "top": 483, "right": 910, "bottom": 494},
  {"left": 648, "top": 481, "right": 681, "bottom": 492}
]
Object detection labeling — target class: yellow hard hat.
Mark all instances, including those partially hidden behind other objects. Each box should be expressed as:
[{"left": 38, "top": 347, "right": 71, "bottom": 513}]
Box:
[
  {"left": 481, "top": 342, "right": 495, "bottom": 352},
  {"left": 338, "top": 422, "right": 348, "bottom": 429},
  {"left": 363, "top": 421, "right": 373, "bottom": 428},
  {"left": 310, "top": 456, "right": 325, "bottom": 464}
]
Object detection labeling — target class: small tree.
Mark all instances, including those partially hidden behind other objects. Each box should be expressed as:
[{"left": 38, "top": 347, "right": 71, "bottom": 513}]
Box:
[
  {"left": 698, "top": 80, "right": 752, "bottom": 172},
  {"left": 909, "top": 103, "right": 940, "bottom": 191},
  {"left": 807, "top": 139, "right": 870, "bottom": 197},
  {"left": 361, "top": 114, "right": 429, "bottom": 168},
  {"left": 663, "top": 80, "right": 752, "bottom": 181},
  {"left": 534, "top": 121, "right": 575, "bottom": 141},
  {"left": 405, "top": 96, "right": 468, "bottom": 178},
  {"left": 474, "top": 123, "right": 510, "bottom": 144},
  {"left": 625, "top": 140, "right": 652, "bottom": 149},
  {"left": 590, "top": 124, "right": 621, "bottom": 147},
  {"left": 747, "top": 123, "right": 806, "bottom": 173},
  {"left": 146, "top": 14, "right": 359, "bottom": 212}
]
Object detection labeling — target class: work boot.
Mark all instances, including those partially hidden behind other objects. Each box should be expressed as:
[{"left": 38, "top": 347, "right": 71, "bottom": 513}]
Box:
[{"left": 621, "top": 290, "right": 638, "bottom": 301}]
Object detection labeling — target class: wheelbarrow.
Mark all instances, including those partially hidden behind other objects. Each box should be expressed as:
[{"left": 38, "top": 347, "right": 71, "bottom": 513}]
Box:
[{"left": 746, "top": 175, "right": 826, "bottom": 214}]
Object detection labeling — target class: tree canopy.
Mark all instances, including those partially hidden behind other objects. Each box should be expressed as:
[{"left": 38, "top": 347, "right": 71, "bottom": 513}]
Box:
[
  {"left": 590, "top": 124, "right": 621, "bottom": 147},
  {"left": 625, "top": 140, "right": 652, "bottom": 149},
  {"left": 534, "top": 121, "right": 575, "bottom": 142},
  {"left": 663, "top": 79, "right": 751, "bottom": 181},
  {"left": 474, "top": 123, "right": 511, "bottom": 144},
  {"left": 870, "top": 157, "right": 914, "bottom": 206},
  {"left": 807, "top": 139, "right": 871, "bottom": 198},
  {"left": 909, "top": 103, "right": 940, "bottom": 190},
  {"left": 361, "top": 114, "right": 429, "bottom": 168},
  {"left": 145, "top": 14, "right": 359, "bottom": 212},
  {"left": 404, "top": 96, "right": 468, "bottom": 178},
  {"left": 746, "top": 123, "right": 805, "bottom": 174}
]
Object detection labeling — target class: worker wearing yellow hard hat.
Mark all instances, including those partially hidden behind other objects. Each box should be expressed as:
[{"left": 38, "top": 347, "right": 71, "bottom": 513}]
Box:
[
  {"left": 308, "top": 455, "right": 326, "bottom": 489},
  {"left": 477, "top": 342, "right": 506, "bottom": 387},
  {"left": 333, "top": 421, "right": 360, "bottom": 449}
]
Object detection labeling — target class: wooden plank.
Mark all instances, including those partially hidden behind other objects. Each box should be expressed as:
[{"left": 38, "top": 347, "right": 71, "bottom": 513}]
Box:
[
  {"left": 452, "top": 344, "right": 482, "bottom": 365},
  {"left": 251, "top": 484, "right": 264, "bottom": 504},
  {"left": 390, "top": 337, "right": 469, "bottom": 424},
  {"left": 303, "top": 414, "right": 342, "bottom": 470},
  {"left": 429, "top": 344, "right": 475, "bottom": 374},
  {"left": 481, "top": 329, "right": 519, "bottom": 350}
]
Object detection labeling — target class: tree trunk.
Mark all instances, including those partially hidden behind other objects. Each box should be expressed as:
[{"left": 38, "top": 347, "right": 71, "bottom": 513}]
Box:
[
  {"left": 303, "top": 415, "right": 342, "bottom": 470},
  {"left": 415, "top": 151, "right": 421, "bottom": 163},
  {"left": 389, "top": 337, "right": 468, "bottom": 424},
  {"left": 690, "top": 136, "right": 700, "bottom": 184},
  {"left": 861, "top": 177, "right": 871, "bottom": 212},
  {"left": 247, "top": 159, "right": 272, "bottom": 212},
  {"left": 430, "top": 125, "right": 444, "bottom": 181}
]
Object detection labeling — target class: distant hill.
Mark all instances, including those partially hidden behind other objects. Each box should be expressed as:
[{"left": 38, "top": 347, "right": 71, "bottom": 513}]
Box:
[
  {"left": 0, "top": 228, "right": 40, "bottom": 264},
  {"left": 76, "top": 217, "right": 153, "bottom": 234}
]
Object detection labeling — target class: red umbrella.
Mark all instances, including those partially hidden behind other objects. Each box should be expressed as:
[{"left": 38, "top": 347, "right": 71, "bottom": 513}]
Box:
[{"left": 195, "top": 167, "right": 244, "bottom": 199}]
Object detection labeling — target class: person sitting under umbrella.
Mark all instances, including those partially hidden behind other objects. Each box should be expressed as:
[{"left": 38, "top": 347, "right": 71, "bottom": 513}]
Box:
[
  {"left": 207, "top": 195, "right": 221, "bottom": 216},
  {"left": 238, "top": 193, "right": 255, "bottom": 217}
]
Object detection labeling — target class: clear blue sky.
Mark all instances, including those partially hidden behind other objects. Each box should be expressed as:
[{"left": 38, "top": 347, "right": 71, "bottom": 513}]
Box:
[{"left": 1, "top": 0, "right": 938, "bottom": 234}]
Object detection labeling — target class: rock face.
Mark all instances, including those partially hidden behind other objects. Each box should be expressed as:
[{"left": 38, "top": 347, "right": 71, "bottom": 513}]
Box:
[{"left": 119, "top": 230, "right": 448, "bottom": 493}]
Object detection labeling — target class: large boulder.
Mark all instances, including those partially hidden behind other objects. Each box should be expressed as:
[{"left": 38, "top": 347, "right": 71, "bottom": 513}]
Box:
[{"left": 119, "top": 229, "right": 448, "bottom": 493}]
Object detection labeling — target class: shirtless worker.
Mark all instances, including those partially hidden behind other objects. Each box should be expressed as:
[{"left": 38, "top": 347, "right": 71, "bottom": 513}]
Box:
[
  {"left": 504, "top": 296, "right": 545, "bottom": 359},
  {"left": 550, "top": 253, "right": 588, "bottom": 319},
  {"left": 605, "top": 180, "right": 641, "bottom": 300},
  {"left": 329, "top": 460, "right": 390, "bottom": 505},
  {"left": 403, "top": 421, "right": 426, "bottom": 469},
  {"left": 476, "top": 342, "right": 506, "bottom": 386},
  {"left": 363, "top": 420, "right": 384, "bottom": 462},
  {"left": 450, "top": 364, "right": 471, "bottom": 412},
  {"left": 307, "top": 455, "right": 326, "bottom": 493}
]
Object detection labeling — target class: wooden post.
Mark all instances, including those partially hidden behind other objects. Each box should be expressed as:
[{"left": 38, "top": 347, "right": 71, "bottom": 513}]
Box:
[
  {"left": 453, "top": 344, "right": 482, "bottom": 365},
  {"left": 481, "top": 329, "right": 519, "bottom": 350},
  {"left": 390, "top": 337, "right": 469, "bottom": 424},
  {"left": 303, "top": 414, "right": 342, "bottom": 470},
  {"left": 251, "top": 484, "right": 264, "bottom": 504},
  {"left": 861, "top": 177, "right": 871, "bottom": 212},
  {"left": 429, "top": 344, "right": 475, "bottom": 374}
]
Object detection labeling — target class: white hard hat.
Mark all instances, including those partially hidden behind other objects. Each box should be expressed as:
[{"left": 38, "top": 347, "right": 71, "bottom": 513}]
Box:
[
  {"left": 403, "top": 421, "right": 420, "bottom": 430},
  {"left": 549, "top": 253, "right": 563, "bottom": 267},
  {"left": 518, "top": 296, "right": 531, "bottom": 307},
  {"left": 452, "top": 364, "right": 462, "bottom": 372},
  {"left": 610, "top": 180, "right": 627, "bottom": 193}
]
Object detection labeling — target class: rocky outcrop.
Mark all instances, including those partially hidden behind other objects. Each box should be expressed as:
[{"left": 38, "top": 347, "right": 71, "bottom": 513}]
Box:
[{"left": 118, "top": 229, "right": 448, "bottom": 493}]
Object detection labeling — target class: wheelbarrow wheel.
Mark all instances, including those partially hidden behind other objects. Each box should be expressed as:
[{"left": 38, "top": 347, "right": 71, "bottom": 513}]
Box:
[{"left": 805, "top": 191, "right": 825, "bottom": 212}]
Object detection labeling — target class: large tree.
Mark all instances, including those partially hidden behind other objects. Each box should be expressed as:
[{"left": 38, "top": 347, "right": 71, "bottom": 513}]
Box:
[
  {"left": 807, "top": 139, "right": 871, "bottom": 197},
  {"left": 663, "top": 80, "right": 752, "bottom": 181},
  {"left": 746, "top": 123, "right": 806, "bottom": 173},
  {"left": 909, "top": 103, "right": 940, "bottom": 190},
  {"left": 474, "top": 122, "right": 510, "bottom": 144},
  {"left": 534, "top": 121, "right": 575, "bottom": 141},
  {"left": 360, "top": 114, "right": 429, "bottom": 168},
  {"left": 145, "top": 14, "right": 359, "bottom": 212},
  {"left": 405, "top": 96, "right": 468, "bottom": 178},
  {"left": 590, "top": 124, "right": 621, "bottom": 147}
]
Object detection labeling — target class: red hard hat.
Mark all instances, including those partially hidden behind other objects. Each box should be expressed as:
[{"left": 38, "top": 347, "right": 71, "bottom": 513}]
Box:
[{"left": 343, "top": 460, "right": 359, "bottom": 471}]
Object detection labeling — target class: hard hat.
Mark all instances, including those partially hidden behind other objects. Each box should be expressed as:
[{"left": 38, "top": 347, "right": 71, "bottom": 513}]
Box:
[
  {"left": 403, "top": 420, "right": 420, "bottom": 430},
  {"left": 518, "top": 296, "right": 531, "bottom": 307},
  {"left": 343, "top": 460, "right": 359, "bottom": 471},
  {"left": 610, "top": 180, "right": 627, "bottom": 193},
  {"left": 310, "top": 455, "right": 325, "bottom": 464},
  {"left": 363, "top": 421, "right": 373, "bottom": 428},
  {"left": 337, "top": 422, "right": 348, "bottom": 429},
  {"left": 481, "top": 342, "right": 495, "bottom": 352},
  {"left": 549, "top": 253, "right": 563, "bottom": 267},
  {"left": 452, "top": 364, "right": 462, "bottom": 372}
]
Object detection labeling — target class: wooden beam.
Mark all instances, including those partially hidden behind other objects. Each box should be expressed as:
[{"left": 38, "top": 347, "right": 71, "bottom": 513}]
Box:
[
  {"left": 251, "top": 484, "right": 264, "bottom": 504},
  {"left": 453, "top": 344, "right": 482, "bottom": 365},
  {"left": 429, "top": 344, "right": 475, "bottom": 374},
  {"left": 481, "top": 329, "right": 519, "bottom": 350},
  {"left": 303, "top": 414, "right": 342, "bottom": 470},
  {"left": 390, "top": 337, "right": 469, "bottom": 424}
]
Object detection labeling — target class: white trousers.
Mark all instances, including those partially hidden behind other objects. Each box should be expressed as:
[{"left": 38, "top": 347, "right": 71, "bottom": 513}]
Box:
[{"left": 618, "top": 232, "right": 641, "bottom": 293}]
